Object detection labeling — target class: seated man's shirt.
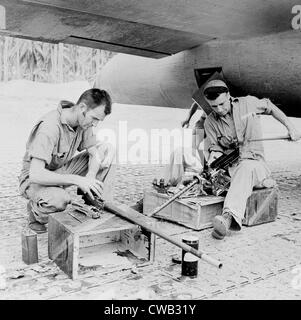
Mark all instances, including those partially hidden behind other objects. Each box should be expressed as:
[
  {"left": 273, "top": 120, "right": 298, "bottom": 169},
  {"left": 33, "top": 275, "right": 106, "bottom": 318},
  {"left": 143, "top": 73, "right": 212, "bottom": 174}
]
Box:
[
  {"left": 19, "top": 101, "right": 97, "bottom": 190},
  {"left": 204, "top": 95, "right": 273, "bottom": 160}
]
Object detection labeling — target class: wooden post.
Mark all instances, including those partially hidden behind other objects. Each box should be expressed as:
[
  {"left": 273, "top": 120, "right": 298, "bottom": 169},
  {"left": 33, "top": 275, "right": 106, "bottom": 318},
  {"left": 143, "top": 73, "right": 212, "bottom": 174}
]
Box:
[{"left": 21, "top": 227, "right": 38, "bottom": 265}]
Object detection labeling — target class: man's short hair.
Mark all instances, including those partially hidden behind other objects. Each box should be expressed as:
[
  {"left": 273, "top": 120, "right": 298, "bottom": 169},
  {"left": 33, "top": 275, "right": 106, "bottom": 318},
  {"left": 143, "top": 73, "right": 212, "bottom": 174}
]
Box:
[
  {"left": 203, "top": 80, "right": 229, "bottom": 101},
  {"left": 77, "top": 88, "right": 112, "bottom": 115}
]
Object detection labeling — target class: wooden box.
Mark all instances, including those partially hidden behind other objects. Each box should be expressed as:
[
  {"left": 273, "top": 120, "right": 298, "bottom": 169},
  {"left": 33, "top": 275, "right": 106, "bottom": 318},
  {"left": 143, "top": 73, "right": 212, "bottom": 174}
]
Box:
[
  {"left": 48, "top": 205, "right": 155, "bottom": 279},
  {"left": 143, "top": 189, "right": 224, "bottom": 230},
  {"left": 243, "top": 187, "right": 278, "bottom": 226},
  {"left": 143, "top": 186, "right": 278, "bottom": 230}
]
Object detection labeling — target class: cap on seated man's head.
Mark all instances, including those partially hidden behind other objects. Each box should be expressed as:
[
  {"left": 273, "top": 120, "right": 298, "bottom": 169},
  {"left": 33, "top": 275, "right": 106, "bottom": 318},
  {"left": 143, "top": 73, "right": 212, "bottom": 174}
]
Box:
[{"left": 203, "top": 80, "right": 229, "bottom": 100}]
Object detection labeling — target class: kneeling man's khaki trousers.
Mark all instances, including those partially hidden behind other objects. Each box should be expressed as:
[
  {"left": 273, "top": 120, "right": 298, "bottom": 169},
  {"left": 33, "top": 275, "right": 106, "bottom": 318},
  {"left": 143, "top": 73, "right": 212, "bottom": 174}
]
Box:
[{"left": 20, "top": 143, "right": 115, "bottom": 224}]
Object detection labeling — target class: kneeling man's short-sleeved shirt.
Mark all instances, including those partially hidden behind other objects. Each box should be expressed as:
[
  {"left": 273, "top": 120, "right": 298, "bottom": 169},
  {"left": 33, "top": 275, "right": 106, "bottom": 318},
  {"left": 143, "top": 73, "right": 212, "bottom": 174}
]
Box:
[{"left": 18, "top": 101, "right": 96, "bottom": 188}]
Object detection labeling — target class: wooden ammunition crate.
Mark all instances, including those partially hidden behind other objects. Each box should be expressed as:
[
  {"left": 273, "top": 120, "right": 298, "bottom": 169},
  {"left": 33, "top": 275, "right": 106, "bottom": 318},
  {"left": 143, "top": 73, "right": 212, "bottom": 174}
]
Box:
[
  {"left": 144, "top": 186, "right": 278, "bottom": 230},
  {"left": 243, "top": 187, "right": 278, "bottom": 226},
  {"left": 48, "top": 204, "right": 155, "bottom": 279},
  {"left": 143, "top": 189, "right": 224, "bottom": 230}
]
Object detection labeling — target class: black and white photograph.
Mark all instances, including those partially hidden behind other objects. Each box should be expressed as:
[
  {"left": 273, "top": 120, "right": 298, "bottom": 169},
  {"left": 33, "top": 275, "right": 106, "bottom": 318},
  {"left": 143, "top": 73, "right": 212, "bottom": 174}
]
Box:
[{"left": 0, "top": 0, "right": 301, "bottom": 305}]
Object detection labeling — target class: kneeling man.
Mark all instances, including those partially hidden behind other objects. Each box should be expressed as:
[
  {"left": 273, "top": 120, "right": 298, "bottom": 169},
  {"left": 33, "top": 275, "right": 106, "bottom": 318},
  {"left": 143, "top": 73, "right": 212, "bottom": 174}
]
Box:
[{"left": 19, "top": 89, "right": 115, "bottom": 233}]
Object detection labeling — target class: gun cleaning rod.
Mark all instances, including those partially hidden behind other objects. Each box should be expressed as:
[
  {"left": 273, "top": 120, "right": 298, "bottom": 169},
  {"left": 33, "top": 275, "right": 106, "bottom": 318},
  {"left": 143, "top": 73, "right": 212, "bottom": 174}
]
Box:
[
  {"left": 146, "top": 177, "right": 200, "bottom": 217},
  {"left": 249, "top": 135, "right": 290, "bottom": 142}
]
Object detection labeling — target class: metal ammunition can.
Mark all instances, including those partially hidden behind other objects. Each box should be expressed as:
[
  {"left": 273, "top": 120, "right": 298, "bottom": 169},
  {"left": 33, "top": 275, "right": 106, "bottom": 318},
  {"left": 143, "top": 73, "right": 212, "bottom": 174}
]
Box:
[{"left": 181, "top": 235, "right": 199, "bottom": 278}]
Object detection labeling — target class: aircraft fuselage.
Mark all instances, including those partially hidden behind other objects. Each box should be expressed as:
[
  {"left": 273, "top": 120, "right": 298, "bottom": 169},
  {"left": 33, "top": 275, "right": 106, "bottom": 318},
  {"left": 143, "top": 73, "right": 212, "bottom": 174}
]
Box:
[{"left": 97, "top": 30, "right": 301, "bottom": 117}]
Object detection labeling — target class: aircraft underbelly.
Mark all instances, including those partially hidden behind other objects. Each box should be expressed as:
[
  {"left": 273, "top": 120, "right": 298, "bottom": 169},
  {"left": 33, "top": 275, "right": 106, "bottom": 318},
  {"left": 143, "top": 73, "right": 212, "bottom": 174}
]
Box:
[{"left": 97, "top": 31, "right": 301, "bottom": 117}]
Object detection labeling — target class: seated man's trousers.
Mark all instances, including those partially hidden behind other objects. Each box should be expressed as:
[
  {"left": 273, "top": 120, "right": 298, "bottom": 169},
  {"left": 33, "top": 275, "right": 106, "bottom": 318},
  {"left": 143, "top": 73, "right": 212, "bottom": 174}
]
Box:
[{"left": 223, "top": 158, "right": 271, "bottom": 230}]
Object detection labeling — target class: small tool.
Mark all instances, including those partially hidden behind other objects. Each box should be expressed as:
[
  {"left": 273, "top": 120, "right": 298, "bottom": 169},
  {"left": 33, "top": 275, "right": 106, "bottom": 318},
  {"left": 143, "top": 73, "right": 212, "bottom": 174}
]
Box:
[
  {"left": 152, "top": 178, "right": 169, "bottom": 194},
  {"left": 71, "top": 201, "right": 102, "bottom": 219}
]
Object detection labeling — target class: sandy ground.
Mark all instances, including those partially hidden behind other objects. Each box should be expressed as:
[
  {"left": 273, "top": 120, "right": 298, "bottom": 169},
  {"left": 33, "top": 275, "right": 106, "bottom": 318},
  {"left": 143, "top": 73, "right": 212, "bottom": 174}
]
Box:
[{"left": 0, "top": 80, "right": 301, "bottom": 300}]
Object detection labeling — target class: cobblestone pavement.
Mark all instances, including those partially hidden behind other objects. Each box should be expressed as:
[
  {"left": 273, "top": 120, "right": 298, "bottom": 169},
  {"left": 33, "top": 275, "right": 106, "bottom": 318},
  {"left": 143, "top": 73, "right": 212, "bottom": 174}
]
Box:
[{"left": 0, "top": 161, "right": 301, "bottom": 300}]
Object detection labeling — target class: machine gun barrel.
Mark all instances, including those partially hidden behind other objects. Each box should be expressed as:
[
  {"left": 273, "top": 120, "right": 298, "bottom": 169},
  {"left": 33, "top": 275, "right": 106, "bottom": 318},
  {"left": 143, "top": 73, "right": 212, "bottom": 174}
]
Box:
[
  {"left": 86, "top": 195, "right": 223, "bottom": 268},
  {"left": 104, "top": 201, "right": 223, "bottom": 269},
  {"left": 201, "top": 148, "right": 240, "bottom": 196},
  {"left": 209, "top": 148, "right": 240, "bottom": 171}
]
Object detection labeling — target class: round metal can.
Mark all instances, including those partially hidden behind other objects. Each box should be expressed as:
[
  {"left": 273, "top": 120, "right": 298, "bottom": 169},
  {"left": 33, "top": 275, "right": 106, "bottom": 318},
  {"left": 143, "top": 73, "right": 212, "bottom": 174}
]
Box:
[{"left": 181, "top": 235, "right": 199, "bottom": 278}]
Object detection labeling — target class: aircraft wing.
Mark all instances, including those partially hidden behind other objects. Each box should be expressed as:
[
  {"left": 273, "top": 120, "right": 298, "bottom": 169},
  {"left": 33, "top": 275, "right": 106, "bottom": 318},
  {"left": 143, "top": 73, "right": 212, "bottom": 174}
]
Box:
[{"left": 0, "top": 0, "right": 298, "bottom": 58}]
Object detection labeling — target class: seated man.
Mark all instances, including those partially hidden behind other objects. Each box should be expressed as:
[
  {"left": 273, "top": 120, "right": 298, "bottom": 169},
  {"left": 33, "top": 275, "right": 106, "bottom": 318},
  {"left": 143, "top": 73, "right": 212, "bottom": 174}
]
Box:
[
  {"left": 203, "top": 80, "right": 301, "bottom": 239},
  {"left": 18, "top": 88, "right": 115, "bottom": 233}
]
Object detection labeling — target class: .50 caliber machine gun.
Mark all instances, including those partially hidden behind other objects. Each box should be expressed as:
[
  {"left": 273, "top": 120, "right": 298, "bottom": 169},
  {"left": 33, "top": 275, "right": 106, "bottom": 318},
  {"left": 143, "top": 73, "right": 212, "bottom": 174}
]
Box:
[
  {"left": 147, "top": 147, "right": 240, "bottom": 218},
  {"left": 203, "top": 147, "right": 240, "bottom": 196}
]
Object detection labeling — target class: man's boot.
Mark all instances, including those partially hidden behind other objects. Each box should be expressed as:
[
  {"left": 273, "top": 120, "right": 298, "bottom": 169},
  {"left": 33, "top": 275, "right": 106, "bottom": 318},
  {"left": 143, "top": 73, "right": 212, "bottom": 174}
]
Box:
[
  {"left": 211, "top": 211, "right": 233, "bottom": 240},
  {"left": 27, "top": 201, "right": 47, "bottom": 234}
]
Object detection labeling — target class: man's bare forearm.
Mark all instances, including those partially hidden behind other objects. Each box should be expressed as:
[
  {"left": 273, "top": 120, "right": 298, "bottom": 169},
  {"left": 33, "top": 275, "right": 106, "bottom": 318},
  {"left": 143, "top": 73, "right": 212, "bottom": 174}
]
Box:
[
  {"left": 268, "top": 104, "right": 301, "bottom": 141},
  {"left": 29, "top": 167, "right": 79, "bottom": 186},
  {"left": 208, "top": 151, "right": 223, "bottom": 165},
  {"left": 86, "top": 146, "right": 102, "bottom": 178},
  {"left": 270, "top": 104, "right": 295, "bottom": 131},
  {"left": 86, "top": 154, "right": 100, "bottom": 178}
]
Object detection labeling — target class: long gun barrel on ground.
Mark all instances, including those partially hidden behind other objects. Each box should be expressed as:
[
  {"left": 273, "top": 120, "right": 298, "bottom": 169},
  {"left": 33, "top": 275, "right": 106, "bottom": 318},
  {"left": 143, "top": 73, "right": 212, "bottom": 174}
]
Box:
[{"left": 103, "top": 201, "right": 223, "bottom": 269}]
